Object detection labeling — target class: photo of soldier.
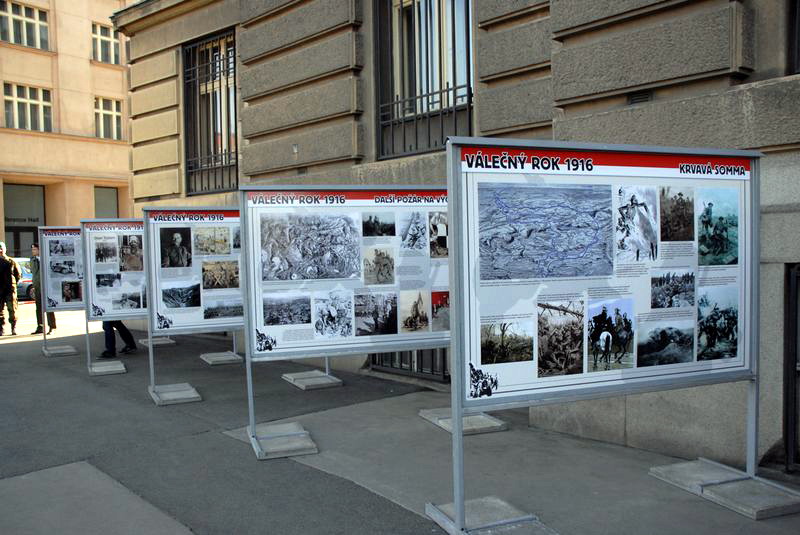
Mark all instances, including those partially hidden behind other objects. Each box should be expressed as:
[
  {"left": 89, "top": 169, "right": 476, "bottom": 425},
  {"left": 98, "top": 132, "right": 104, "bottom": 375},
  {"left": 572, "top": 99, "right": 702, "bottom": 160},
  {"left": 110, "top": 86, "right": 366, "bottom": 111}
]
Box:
[
  {"left": 362, "top": 212, "right": 395, "bottom": 237},
  {"left": 160, "top": 228, "right": 192, "bottom": 268},
  {"left": 362, "top": 247, "right": 395, "bottom": 285},
  {"left": 430, "top": 291, "right": 450, "bottom": 332},
  {"left": 313, "top": 290, "right": 353, "bottom": 338},
  {"left": 697, "top": 285, "right": 738, "bottom": 360},
  {"left": 650, "top": 269, "right": 695, "bottom": 308},
  {"left": 61, "top": 281, "right": 82, "bottom": 302},
  {"left": 94, "top": 238, "right": 118, "bottom": 263},
  {"left": 399, "top": 291, "right": 429, "bottom": 333},
  {"left": 119, "top": 234, "right": 143, "bottom": 271},
  {"left": 193, "top": 227, "right": 231, "bottom": 256},
  {"left": 697, "top": 188, "right": 739, "bottom": 265},
  {"left": 202, "top": 260, "right": 239, "bottom": 290},
  {"left": 355, "top": 293, "right": 398, "bottom": 336},
  {"left": 49, "top": 239, "right": 75, "bottom": 256},
  {"left": 398, "top": 211, "right": 427, "bottom": 251},
  {"left": 429, "top": 211, "right": 448, "bottom": 258},
  {"left": 659, "top": 186, "right": 694, "bottom": 241},
  {"left": 112, "top": 292, "right": 142, "bottom": 310},
  {"left": 587, "top": 298, "right": 634, "bottom": 371},
  {"left": 537, "top": 300, "right": 584, "bottom": 376}
]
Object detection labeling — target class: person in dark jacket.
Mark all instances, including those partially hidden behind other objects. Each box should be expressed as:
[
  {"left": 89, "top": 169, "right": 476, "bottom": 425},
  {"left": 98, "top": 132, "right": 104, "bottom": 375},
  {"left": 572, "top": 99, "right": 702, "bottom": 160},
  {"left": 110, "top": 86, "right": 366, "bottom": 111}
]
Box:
[
  {"left": 0, "top": 241, "right": 21, "bottom": 336},
  {"left": 30, "top": 243, "right": 56, "bottom": 335}
]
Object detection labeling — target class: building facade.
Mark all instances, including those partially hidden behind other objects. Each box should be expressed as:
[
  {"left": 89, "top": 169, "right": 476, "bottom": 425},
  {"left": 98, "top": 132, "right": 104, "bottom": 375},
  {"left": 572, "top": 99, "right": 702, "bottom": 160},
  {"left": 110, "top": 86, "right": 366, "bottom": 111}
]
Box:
[
  {"left": 0, "top": 0, "right": 134, "bottom": 257},
  {"left": 113, "top": 0, "right": 800, "bottom": 469}
]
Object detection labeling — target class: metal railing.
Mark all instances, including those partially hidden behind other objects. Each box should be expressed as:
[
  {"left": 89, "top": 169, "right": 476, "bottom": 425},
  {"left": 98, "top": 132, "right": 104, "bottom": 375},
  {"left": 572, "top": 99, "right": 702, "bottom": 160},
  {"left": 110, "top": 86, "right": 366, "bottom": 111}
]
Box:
[{"left": 370, "top": 347, "right": 450, "bottom": 382}]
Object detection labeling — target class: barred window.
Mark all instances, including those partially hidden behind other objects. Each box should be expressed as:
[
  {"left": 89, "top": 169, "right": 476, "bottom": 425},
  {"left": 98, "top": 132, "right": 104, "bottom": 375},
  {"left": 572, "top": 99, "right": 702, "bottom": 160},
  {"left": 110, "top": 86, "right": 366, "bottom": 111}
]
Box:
[
  {"left": 183, "top": 30, "right": 238, "bottom": 195},
  {"left": 92, "top": 23, "right": 120, "bottom": 64},
  {"left": 376, "top": 0, "right": 472, "bottom": 159},
  {"left": 94, "top": 97, "right": 122, "bottom": 140},
  {"left": 3, "top": 82, "right": 52, "bottom": 131},
  {"left": 0, "top": 1, "right": 49, "bottom": 50}
]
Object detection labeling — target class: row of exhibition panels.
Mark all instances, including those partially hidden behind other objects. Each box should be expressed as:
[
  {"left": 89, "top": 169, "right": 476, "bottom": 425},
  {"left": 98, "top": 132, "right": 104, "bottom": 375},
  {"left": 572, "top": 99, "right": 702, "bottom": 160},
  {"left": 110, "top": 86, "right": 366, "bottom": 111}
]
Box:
[{"left": 33, "top": 138, "right": 766, "bottom": 532}]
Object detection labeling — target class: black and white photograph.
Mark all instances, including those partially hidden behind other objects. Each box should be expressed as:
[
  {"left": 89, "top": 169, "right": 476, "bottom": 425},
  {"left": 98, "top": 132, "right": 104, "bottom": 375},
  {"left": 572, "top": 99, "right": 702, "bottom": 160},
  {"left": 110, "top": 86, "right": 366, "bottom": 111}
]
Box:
[
  {"left": 480, "top": 321, "right": 534, "bottom": 365},
  {"left": 61, "top": 281, "right": 82, "bottom": 302},
  {"left": 659, "top": 186, "right": 694, "bottom": 241},
  {"left": 96, "top": 273, "right": 121, "bottom": 288},
  {"left": 193, "top": 227, "right": 231, "bottom": 255},
  {"left": 204, "top": 297, "right": 243, "bottom": 319},
  {"left": 161, "top": 282, "right": 201, "bottom": 308},
  {"left": 479, "top": 183, "right": 613, "bottom": 280},
  {"left": 650, "top": 268, "right": 695, "bottom": 308},
  {"left": 362, "top": 247, "right": 395, "bottom": 285},
  {"left": 261, "top": 213, "right": 361, "bottom": 281},
  {"left": 119, "top": 234, "right": 143, "bottom": 271},
  {"left": 399, "top": 290, "right": 429, "bottom": 333},
  {"left": 313, "top": 290, "right": 353, "bottom": 338},
  {"left": 616, "top": 185, "right": 658, "bottom": 263},
  {"left": 354, "top": 293, "right": 398, "bottom": 336},
  {"left": 362, "top": 212, "right": 395, "bottom": 237},
  {"left": 588, "top": 298, "right": 635, "bottom": 371},
  {"left": 112, "top": 292, "right": 142, "bottom": 310},
  {"left": 697, "top": 188, "right": 739, "bottom": 265},
  {"left": 160, "top": 228, "right": 192, "bottom": 268},
  {"left": 429, "top": 211, "right": 448, "bottom": 258},
  {"left": 398, "top": 211, "right": 428, "bottom": 250},
  {"left": 431, "top": 291, "right": 450, "bottom": 332},
  {"left": 48, "top": 239, "right": 74, "bottom": 256},
  {"left": 537, "top": 300, "right": 584, "bottom": 376},
  {"left": 263, "top": 292, "right": 312, "bottom": 326},
  {"left": 50, "top": 260, "right": 76, "bottom": 275},
  {"left": 202, "top": 260, "right": 239, "bottom": 290},
  {"left": 94, "top": 238, "right": 118, "bottom": 263},
  {"left": 637, "top": 320, "right": 695, "bottom": 367},
  {"left": 697, "top": 285, "right": 739, "bottom": 360},
  {"left": 232, "top": 227, "right": 241, "bottom": 249}
]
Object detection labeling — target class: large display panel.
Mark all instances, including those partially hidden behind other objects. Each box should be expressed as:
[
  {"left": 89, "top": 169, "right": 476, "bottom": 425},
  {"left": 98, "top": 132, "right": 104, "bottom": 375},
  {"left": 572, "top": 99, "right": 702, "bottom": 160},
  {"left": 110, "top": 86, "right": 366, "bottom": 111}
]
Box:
[
  {"left": 40, "top": 227, "right": 84, "bottom": 312},
  {"left": 144, "top": 208, "right": 242, "bottom": 334},
  {"left": 450, "top": 140, "right": 758, "bottom": 408},
  {"left": 242, "top": 186, "right": 450, "bottom": 360},
  {"left": 82, "top": 219, "right": 146, "bottom": 320}
]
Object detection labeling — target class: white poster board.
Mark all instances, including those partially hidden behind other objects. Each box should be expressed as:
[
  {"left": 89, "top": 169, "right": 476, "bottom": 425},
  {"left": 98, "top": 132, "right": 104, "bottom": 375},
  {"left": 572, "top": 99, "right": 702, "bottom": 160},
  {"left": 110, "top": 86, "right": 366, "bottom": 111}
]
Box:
[
  {"left": 241, "top": 186, "right": 450, "bottom": 360},
  {"left": 40, "top": 227, "right": 85, "bottom": 312},
  {"left": 82, "top": 219, "right": 147, "bottom": 320},
  {"left": 144, "top": 207, "right": 243, "bottom": 335},
  {"left": 450, "top": 140, "right": 759, "bottom": 409}
]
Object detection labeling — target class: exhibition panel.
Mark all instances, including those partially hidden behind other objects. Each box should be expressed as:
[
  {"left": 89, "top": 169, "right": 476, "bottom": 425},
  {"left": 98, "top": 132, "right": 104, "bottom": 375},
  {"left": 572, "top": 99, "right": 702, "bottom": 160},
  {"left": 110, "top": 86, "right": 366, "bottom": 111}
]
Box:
[
  {"left": 241, "top": 186, "right": 450, "bottom": 360},
  {"left": 143, "top": 207, "right": 243, "bottom": 335},
  {"left": 446, "top": 139, "right": 760, "bottom": 410},
  {"left": 82, "top": 219, "right": 146, "bottom": 321},
  {"left": 40, "top": 227, "right": 85, "bottom": 312}
]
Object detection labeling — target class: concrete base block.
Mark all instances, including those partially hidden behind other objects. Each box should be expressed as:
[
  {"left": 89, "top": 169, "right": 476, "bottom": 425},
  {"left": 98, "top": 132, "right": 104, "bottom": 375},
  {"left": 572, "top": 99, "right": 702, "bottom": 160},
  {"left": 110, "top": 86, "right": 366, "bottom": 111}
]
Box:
[
  {"left": 248, "top": 421, "right": 318, "bottom": 460},
  {"left": 42, "top": 345, "right": 78, "bottom": 357},
  {"left": 650, "top": 459, "right": 744, "bottom": 495},
  {"left": 200, "top": 351, "right": 242, "bottom": 366},
  {"left": 282, "top": 370, "right": 343, "bottom": 390},
  {"left": 139, "top": 337, "right": 175, "bottom": 347},
  {"left": 148, "top": 383, "right": 201, "bottom": 406},
  {"left": 89, "top": 360, "right": 127, "bottom": 376},
  {"left": 419, "top": 408, "right": 508, "bottom": 435},
  {"left": 426, "top": 496, "right": 550, "bottom": 534},
  {"left": 703, "top": 478, "right": 800, "bottom": 520}
]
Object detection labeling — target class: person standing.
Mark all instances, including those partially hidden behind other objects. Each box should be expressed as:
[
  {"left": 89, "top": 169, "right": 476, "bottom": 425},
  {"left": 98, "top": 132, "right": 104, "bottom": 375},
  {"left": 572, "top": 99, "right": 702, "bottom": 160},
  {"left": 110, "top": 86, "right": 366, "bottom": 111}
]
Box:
[
  {"left": 30, "top": 243, "right": 56, "bottom": 335},
  {"left": 97, "top": 320, "right": 137, "bottom": 359},
  {"left": 0, "top": 241, "right": 21, "bottom": 336}
]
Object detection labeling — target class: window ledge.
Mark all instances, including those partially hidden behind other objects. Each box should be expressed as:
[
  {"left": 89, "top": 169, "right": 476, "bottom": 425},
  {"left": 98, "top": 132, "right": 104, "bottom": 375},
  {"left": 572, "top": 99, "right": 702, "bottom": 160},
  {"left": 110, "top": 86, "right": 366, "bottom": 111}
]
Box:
[
  {"left": 90, "top": 59, "right": 125, "bottom": 71},
  {"left": 0, "top": 41, "right": 56, "bottom": 56},
  {"left": 0, "top": 127, "right": 127, "bottom": 144}
]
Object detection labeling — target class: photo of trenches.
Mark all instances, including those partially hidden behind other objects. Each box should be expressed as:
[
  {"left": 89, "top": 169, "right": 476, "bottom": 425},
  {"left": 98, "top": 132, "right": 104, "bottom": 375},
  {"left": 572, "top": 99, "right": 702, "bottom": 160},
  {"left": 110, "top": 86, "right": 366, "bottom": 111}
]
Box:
[
  {"left": 650, "top": 269, "right": 695, "bottom": 309},
  {"left": 637, "top": 320, "right": 694, "bottom": 367},
  {"left": 537, "top": 300, "right": 584, "bottom": 376},
  {"left": 261, "top": 213, "right": 361, "bottom": 281},
  {"left": 263, "top": 293, "right": 312, "bottom": 326},
  {"left": 480, "top": 321, "right": 534, "bottom": 365},
  {"left": 479, "top": 183, "right": 613, "bottom": 280}
]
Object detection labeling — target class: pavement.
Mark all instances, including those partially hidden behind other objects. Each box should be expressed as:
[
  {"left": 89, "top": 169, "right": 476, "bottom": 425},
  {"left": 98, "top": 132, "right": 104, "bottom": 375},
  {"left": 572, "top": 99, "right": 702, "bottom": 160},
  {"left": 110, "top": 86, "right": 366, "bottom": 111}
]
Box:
[{"left": 1, "top": 303, "right": 800, "bottom": 534}]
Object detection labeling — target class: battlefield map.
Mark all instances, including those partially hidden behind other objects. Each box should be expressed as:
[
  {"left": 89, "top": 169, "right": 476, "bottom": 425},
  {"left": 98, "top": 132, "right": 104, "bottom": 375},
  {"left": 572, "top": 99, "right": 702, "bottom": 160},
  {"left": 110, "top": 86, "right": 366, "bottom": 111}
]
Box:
[{"left": 478, "top": 183, "right": 614, "bottom": 280}]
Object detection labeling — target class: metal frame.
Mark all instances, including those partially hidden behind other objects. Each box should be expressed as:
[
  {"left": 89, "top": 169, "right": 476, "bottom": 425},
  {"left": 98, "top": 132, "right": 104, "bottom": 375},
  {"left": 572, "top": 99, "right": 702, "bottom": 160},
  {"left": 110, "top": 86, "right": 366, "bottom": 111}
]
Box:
[
  {"left": 442, "top": 136, "right": 762, "bottom": 531},
  {"left": 142, "top": 206, "right": 243, "bottom": 393},
  {"left": 38, "top": 226, "right": 84, "bottom": 354},
  {"left": 239, "top": 183, "right": 451, "bottom": 457}
]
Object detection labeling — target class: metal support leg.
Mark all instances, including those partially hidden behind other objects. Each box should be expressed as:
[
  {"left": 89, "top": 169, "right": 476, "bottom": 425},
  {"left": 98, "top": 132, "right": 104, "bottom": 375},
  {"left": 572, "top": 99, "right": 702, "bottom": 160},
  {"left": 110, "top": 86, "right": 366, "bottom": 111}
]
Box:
[
  {"left": 84, "top": 316, "right": 92, "bottom": 371},
  {"left": 325, "top": 356, "right": 331, "bottom": 376},
  {"left": 746, "top": 376, "right": 759, "bottom": 477},
  {"left": 232, "top": 331, "right": 237, "bottom": 355},
  {"left": 452, "top": 364, "right": 465, "bottom": 531},
  {"left": 148, "top": 330, "right": 156, "bottom": 390}
]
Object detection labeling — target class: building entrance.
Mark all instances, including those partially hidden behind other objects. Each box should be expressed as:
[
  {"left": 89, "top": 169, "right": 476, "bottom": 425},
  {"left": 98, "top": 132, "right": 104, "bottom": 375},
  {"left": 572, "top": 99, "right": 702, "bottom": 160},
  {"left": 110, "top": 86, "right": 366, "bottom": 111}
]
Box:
[
  {"left": 785, "top": 265, "right": 800, "bottom": 472},
  {"left": 3, "top": 184, "right": 45, "bottom": 257}
]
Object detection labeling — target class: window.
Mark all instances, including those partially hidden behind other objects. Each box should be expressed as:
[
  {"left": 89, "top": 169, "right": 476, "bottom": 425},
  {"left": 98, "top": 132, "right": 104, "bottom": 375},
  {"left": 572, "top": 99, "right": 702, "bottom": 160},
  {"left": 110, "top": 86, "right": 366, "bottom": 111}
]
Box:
[
  {"left": 3, "top": 82, "right": 52, "bottom": 131},
  {"left": 94, "top": 187, "right": 118, "bottom": 218},
  {"left": 94, "top": 97, "right": 122, "bottom": 140},
  {"left": 0, "top": 1, "right": 49, "bottom": 50},
  {"left": 92, "top": 22, "right": 120, "bottom": 64},
  {"left": 376, "top": 0, "right": 472, "bottom": 158},
  {"left": 183, "top": 30, "right": 238, "bottom": 195}
]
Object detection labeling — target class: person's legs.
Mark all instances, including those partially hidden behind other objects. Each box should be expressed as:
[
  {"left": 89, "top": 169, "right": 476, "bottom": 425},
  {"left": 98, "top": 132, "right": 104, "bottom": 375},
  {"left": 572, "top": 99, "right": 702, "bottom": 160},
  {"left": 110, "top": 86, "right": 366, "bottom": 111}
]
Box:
[
  {"left": 102, "top": 321, "right": 116, "bottom": 354},
  {"left": 8, "top": 294, "right": 17, "bottom": 334},
  {"left": 47, "top": 311, "right": 56, "bottom": 330},
  {"left": 115, "top": 321, "right": 136, "bottom": 349},
  {"left": 33, "top": 290, "right": 44, "bottom": 331},
  {"left": 0, "top": 293, "right": 6, "bottom": 335}
]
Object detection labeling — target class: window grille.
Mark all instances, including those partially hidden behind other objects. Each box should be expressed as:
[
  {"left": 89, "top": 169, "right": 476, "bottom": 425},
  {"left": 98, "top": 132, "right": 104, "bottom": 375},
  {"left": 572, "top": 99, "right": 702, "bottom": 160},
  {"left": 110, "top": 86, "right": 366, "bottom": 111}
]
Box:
[
  {"left": 94, "top": 97, "right": 122, "bottom": 140},
  {"left": 375, "top": 0, "right": 472, "bottom": 159},
  {"left": 183, "top": 30, "right": 238, "bottom": 195},
  {"left": 3, "top": 82, "right": 52, "bottom": 131},
  {"left": 370, "top": 348, "right": 450, "bottom": 382},
  {"left": 92, "top": 23, "right": 120, "bottom": 64},
  {"left": 0, "top": 1, "right": 48, "bottom": 50}
]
